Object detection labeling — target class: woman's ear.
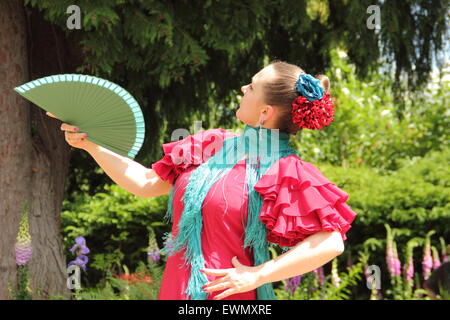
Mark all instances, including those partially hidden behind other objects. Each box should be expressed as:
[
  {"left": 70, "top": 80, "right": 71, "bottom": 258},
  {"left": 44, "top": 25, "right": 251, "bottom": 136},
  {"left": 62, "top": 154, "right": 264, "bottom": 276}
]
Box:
[{"left": 261, "top": 105, "right": 275, "bottom": 123}]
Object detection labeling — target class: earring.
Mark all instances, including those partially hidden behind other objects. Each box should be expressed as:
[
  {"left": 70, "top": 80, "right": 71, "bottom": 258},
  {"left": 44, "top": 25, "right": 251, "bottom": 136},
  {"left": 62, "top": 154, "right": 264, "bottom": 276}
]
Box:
[
  {"left": 258, "top": 118, "right": 264, "bottom": 144},
  {"left": 256, "top": 119, "right": 264, "bottom": 169}
]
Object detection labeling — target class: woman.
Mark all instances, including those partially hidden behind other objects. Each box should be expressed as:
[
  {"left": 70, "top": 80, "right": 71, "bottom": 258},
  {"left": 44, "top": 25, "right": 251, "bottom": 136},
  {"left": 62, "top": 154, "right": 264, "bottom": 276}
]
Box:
[{"left": 47, "top": 60, "right": 357, "bottom": 300}]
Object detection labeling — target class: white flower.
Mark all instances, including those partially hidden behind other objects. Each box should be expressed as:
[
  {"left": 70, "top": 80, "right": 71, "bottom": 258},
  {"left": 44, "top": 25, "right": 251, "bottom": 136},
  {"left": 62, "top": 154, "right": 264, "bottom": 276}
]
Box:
[
  {"left": 381, "top": 110, "right": 390, "bottom": 116},
  {"left": 335, "top": 68, "right": 342, "bottom": 80},
  {"left": 342, "top": 87, "right": 350, "bottom": 95},
  {"left": 338, "top": 50, "right": 348, "bottom": 58},
  {"left": 313, "top": 147, "right": 320, "bottom": 153}
]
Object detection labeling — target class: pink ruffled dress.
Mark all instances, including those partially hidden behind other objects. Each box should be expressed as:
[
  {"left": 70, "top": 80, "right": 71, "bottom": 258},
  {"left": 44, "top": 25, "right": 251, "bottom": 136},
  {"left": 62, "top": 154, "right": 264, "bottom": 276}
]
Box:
[{"left": 151, "top": 128, "right": 357, "bottom": 300}]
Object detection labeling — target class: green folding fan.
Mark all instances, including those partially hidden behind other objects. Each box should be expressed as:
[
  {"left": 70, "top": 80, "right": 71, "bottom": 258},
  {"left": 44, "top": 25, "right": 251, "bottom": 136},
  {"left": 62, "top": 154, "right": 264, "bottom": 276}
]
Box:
[{"left": 14, "top": 74, "right": 145, "bottom": 159}]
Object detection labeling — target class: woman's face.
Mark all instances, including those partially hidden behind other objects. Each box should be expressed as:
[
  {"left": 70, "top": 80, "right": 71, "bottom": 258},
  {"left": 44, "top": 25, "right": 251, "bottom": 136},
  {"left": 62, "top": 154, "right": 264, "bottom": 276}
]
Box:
[{"left": 236, "top": 66, "right": 276, "bottom": 127}]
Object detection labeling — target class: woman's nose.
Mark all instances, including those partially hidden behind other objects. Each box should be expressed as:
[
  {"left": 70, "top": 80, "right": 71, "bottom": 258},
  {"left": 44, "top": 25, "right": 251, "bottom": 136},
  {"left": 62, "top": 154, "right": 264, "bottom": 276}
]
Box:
[{"left": 241, "top": 85, "right": 247, "bottom": 94}]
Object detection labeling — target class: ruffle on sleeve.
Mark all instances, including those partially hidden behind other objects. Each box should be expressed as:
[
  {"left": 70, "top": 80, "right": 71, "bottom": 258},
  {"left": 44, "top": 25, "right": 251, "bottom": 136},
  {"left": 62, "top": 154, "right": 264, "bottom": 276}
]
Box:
[
  {"left": 253, "top": 155, "right": 358, "bottom": 247},
  {"left": 151, "top": 128, "right": 237, "bottom": 185}
]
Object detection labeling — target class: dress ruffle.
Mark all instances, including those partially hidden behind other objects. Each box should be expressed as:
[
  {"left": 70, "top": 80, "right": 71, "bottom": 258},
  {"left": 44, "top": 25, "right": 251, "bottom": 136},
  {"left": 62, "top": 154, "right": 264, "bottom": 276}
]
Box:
[
  {"left": 253, "top": 155, "right": 358, "bottom": 247},
  {"left": 151, "top": 128, "right": 238, "bottom": 185}
]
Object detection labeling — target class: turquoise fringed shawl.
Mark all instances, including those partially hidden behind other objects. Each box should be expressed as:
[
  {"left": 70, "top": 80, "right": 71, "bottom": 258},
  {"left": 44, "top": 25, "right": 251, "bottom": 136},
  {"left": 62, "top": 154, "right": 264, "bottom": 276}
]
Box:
[{"left": 161, "top": 125, "right": 298, "bottom": 300}]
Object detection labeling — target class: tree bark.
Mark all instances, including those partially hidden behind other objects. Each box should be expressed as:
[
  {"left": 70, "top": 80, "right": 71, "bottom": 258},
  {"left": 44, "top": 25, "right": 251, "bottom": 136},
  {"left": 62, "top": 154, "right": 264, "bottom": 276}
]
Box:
[{"left": 0, "top": 1, "right": 79, "bottom": 299}]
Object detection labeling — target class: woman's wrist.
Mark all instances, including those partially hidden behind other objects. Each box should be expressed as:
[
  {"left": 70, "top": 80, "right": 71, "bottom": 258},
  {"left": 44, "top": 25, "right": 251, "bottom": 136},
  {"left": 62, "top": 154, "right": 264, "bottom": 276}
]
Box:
[
  {"left": 254, "top": 260, "right": 276, "bottom": 287},
  {"left": 83, "top": 140, "right": 100, "bottom": 154}
]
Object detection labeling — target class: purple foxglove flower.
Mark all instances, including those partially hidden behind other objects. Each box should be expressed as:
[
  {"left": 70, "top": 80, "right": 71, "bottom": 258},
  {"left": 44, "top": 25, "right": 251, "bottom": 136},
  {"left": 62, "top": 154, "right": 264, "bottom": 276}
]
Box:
[
  {"left": 15, "top": 241, "right": 33, "bottom": 266},
  {"left": 147, "top": 249, "right": 160, "bottom": 263},
  {"left": 15, "top": 202, "right": 32, "bottom": 266},
  {"left": 403, "top": 256, "right": 414, "bottom": 282},
  {"left": 386, "top": 247, "right": 394, "bottom": 276},
  {"left": 422, "top": 251, "right": 433, "bottom": 280},
  {"left": 147, "top": 228, "right": 161, "bottom": 263},
  {"left": 392, "top": 242, "right": 401, "bottom": 277},
  {"left": 431, "top": 246, "right": 441, "bottom": 270},
  {"left": 393, "top": 258, "right": 401, "bottom": 277}
]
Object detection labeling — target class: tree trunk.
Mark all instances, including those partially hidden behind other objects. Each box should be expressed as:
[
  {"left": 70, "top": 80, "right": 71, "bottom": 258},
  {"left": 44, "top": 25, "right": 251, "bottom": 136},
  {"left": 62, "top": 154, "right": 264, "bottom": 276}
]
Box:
[{"left": 0, "top": 1, "right": 78, "bottom": 299}]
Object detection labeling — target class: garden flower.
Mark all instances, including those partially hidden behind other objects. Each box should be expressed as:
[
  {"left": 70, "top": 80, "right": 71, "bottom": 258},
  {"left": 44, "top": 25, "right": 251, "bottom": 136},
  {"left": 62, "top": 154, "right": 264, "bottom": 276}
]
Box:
[
  {"left": 392, "top": 241, "right": 402, "bottom": 277},
  {"left": 13, "top": 201, "right": 33, "bottom": 300},
  {"left": 147, "top": 248, "right": 160, "bottom": 263},
  {"left": 385, "top": 224, "right": 401, "bottom": 278},
  {"left": 422, "top": 247, "right": 433, "bottom": 281},
  {"left": 147, "top": 227, "right": 160, "bottom": 263},
  {"left": 403, "top": 240, "right": 419, "bottom": 286},
  {"left": 431, "top": 246, "right": 441, "bottom": 270},
  {"left": 403, "top": 255, "right": 414, "bottom": 282},
  {"left": 284, "top": 275, "right": 301, "bottom": 294},
  {"left": 15, "top": 206, "right": 32, "bottom": 265},
  {"left": 331, "top": 258, "right": 341, "bottom": 287},
  {"left": 68, "top": 255, "right": 89, "bottom": 271},
  {"left": 69, "top": 236, "right": 90, "bottom": 255},
  {"left": 115, "top": 271, "right": 152, "bottom": 284},
  {"left": 68, "top": 236, "right": 90, "bottom": 271}
]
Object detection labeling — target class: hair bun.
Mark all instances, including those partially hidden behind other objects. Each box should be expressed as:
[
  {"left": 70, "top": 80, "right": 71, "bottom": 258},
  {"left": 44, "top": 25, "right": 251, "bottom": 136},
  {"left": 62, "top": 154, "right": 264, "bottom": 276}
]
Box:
[{"left": 315, "top": 74, "right": 331, "bottom": 94}]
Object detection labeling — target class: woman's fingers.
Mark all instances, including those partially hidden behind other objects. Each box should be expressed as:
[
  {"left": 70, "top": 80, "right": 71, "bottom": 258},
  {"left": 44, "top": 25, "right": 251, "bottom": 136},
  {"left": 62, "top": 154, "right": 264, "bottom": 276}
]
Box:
[
  {"left": 65, "top": 132, "right": 88, "bottom": 144},
  {"left": 61, "top": 122, "right": 80, "bottom": 132},
  {"left": 46, "top": 112, "right": 59, "bottom": 119},
  {"left": 46, "top": 112, "right": 81, "bottom": 133},
  {"left": 45, "top": 112, "right": 90, "bottom": 148}
]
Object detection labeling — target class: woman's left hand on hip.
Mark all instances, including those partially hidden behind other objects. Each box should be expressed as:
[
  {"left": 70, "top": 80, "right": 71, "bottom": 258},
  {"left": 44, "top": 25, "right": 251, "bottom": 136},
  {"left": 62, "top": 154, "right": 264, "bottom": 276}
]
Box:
[{"left": 200, "top": 256, "right": 264, "bottom": 300}]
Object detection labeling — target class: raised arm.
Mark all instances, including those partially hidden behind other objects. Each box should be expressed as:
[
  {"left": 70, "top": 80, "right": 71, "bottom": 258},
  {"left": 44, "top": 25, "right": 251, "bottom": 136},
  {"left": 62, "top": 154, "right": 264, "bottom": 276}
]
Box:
[
  {"left": 84, "top": 143, "right": 173, "bottom": 198},
  {"left": 46, "top": 112, "right": 172, "bottom": 198}
]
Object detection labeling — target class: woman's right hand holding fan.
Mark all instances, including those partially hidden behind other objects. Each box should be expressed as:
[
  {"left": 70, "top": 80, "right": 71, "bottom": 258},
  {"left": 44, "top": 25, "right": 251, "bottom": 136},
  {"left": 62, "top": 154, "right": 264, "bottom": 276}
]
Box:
[{"left": 46, "top": 112, "right": 95, "bottom": 151}]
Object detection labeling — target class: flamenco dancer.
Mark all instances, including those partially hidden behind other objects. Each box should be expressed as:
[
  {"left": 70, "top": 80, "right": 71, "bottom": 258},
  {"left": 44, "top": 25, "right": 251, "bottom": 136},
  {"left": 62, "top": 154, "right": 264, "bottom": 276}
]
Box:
[{"left": 47, "top": 60, "right": 358, "bottom": 300}]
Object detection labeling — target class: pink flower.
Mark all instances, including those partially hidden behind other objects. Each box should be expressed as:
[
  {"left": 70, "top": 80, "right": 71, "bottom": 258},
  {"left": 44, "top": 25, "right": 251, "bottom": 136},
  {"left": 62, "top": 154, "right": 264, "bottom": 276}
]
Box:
[
  {"left": 422, "top": 250, "right": 433, "bottom": 280},
  {"left": 403, "top": 256, "right": 414, "bottom": 282},
  {"left": 386, "top": 240, "right": 401, "bottom": 277},
  {"left": 15, "top": 202, "right": 32, "bottom": 266},
  {"left": 431, "top": 246, "right": 441, "bottom": 270},
  {"left": 392, "top": 242, "right": 402, "bottom": 277},
  {"left": 15, "top": 241, "right": 32, "bottom": 266}
]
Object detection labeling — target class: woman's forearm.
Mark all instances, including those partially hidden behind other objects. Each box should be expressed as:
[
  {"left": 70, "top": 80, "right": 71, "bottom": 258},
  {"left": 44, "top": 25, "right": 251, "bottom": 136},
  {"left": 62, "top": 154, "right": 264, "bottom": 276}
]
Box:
[
  {"left": 84, "top": 142, "right": 150, "bottom": 197},
  {"left": 256, "top": 231, "right": 345, "bottom": 286}
]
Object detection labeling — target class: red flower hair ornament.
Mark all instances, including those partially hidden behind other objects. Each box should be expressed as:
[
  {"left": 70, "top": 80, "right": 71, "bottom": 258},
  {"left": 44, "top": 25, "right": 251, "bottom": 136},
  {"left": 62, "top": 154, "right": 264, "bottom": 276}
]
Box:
[{"left": 291, "top": 74, "right": 335, "bottom": 130}]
